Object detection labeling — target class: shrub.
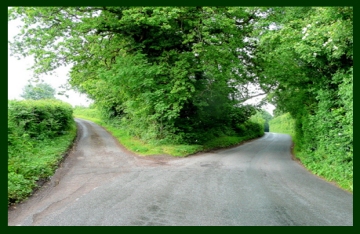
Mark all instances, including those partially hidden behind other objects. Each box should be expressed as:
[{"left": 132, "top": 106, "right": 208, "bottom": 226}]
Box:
[
  {"left": 8, "top": 99, "right": 76, "bottom": 205},
  {"left": 8, "top": 99, "right": 73, "bottom": 140}
]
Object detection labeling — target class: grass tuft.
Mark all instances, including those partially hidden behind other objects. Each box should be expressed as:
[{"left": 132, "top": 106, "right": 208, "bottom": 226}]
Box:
[{"left": 73, "top": 107, "right": 261, "bottom": 158}]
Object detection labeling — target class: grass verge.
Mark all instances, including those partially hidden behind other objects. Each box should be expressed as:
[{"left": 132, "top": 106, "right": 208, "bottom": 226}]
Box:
[
  {"left": 74, "top": 112, "right": 202, "bottom": 157},
  {"left": 269, "top": 113, "right": 352, "bottom": 192},
  {"left": 73, "top": 107, "right": 262, "bottom": 157},
  {"left": 8, "top": 121, "right": 77, "bottom": 205}
]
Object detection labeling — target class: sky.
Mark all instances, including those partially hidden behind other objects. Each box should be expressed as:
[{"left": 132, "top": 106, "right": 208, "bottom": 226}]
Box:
[
  {"left": 8, "top": 16, "right": 275, "bottom": 115},
  {"left": 8, "top": 18, "right": 93, "bottom": 107}
]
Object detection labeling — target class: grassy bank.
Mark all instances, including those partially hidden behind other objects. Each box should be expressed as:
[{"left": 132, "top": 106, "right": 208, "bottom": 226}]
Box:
[
  {"left": 8, "top": 123, "right": 77, "bottom": 205},
  {"left": 8, "top": 100, "right": 77, "bottom": 205},
  {"left": 73, "top": 106, "right": 263, "bottom": 157},
  {"left": 269, "top": 113, "right": 353, "bottom": 192}
]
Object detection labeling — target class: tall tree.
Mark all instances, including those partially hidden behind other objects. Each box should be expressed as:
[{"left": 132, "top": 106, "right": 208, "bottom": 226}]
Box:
[
  {"left": 20, "top": 82, "right": 56, "bottom": 100},
  {"left": 253, "top": 7, "right": 353, "bottom": 169},
  {"left": 9, "top": 7, "right": 261, "bottom": 143}
]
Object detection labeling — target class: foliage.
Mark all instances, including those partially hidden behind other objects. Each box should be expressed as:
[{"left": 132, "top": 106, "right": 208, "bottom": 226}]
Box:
[
  {"left": 203, "top": 118, "right": 264, "bottom": 150},
  {"left": 260, "top": 109, "right": 272, "bottom": 132},
  {"left": 230, "top": 109, "right": 268, "bottom": 137},
  {"left": 74, "top": 105, "right": 102, "bottom": 119},
  {"left": 8, "top": 124, "right": 76, "bottom": 205},
  {"left": 253, "top": 7, "right": 352, "bottom": 191},
  {"left": 8, "top": 99, "right": 74, "bottom": 140},
  {"left": 9, "top": 7, "right": 352, "bottom": 191},
  {"left": 9, "top": 6, "right": 262, "bottom": 144},
  {"left": 74, "top": 106, "right": 264, "bottom": 156},
  {"left": 269, "top": 112, "right": 296, "bottom": 136},
  {"left": 8, "top": 100, "right": 76, "bottom": 205},
  {"left": 73, "top": 106, "right": 203, "bottom": 156},
  {"left": 203, "top": 136, "right": 244, "bottom": 150},
  {"left": 20, "top": 82, "right": 56, "bottom": 100},
  {"left": 268, "top": 111, "right": 352, "bottom": 192}
]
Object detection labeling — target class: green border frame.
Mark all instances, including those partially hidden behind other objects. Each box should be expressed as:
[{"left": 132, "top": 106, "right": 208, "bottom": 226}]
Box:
[{"left": 6, "top": 1, "right": 355, "bottom": 228}]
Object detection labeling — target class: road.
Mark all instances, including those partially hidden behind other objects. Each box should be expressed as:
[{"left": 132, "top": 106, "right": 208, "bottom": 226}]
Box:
[{"left": 8, "top": 118, "right": 353, "bottom": 226}]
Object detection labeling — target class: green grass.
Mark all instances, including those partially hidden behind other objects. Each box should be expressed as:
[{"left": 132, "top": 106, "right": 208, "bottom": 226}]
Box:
[
  {"left": 203, "top": 136, "right": 252, "bottom": 150},
  {"left": 269, "top": 113, "right": 353, "bottom": 192},
  {"left": 73, "top": 109, "right": 202, "bottom": 157},
  {"left": 73, "top": 107, "right": 262, "bottom": 157},
  {"left": 294, "top": 149, "right": 353, "bottom": 192},
  {"left": 269, "top": 112, "right": 296, "bottom": 136},
  {"left": 8, "top": 121, "right": 77, "bottom": 205},
  {"left": 73, "top": 107, "right": 101, "bottom": 119}
]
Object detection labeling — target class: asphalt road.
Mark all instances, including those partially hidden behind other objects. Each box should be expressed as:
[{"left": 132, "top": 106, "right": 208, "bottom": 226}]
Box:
[{"left": 8, "top": 118, "right": 353, "bottom": 226}]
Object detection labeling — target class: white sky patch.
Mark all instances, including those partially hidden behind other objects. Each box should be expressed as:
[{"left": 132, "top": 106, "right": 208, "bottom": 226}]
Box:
[
  {"left": 242, "top": 83, "right": 275, "bottom": 116},
  {"left": 8, "top": 17, "right": 92, "bottom": 107}
]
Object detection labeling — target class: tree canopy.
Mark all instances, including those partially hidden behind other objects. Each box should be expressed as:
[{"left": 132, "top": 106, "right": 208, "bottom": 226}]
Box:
[
  {"left": 9, "top": 7, "right": 263, "bottom": 143},
  {"left": 20, "top": 82, "right": 56, "bottom": 100},
  {"left": 8, "top": 7, "right": 353, "bottom": 156},
  {"left": 253, "top": 7, "right": 353, "bottom": 182}
]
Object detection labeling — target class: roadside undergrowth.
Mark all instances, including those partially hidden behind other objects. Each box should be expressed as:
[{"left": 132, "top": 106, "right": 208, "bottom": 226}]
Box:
[
  {"left": 270, "top": 113, "right": 353, "bottom": 193},
  {"left": 73, "top": 106, "right": 263, "bottom": 157},
  {"left": 8, "top": 100, "right": 77, "bottom": 205},
  {"left": 8, "top": 122, "right": 77, "bottom": 205}
]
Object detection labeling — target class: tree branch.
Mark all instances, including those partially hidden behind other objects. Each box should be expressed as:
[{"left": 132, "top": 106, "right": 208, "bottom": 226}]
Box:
[{"left": 238, "top": 92, "right": 267, "bottom": 102}]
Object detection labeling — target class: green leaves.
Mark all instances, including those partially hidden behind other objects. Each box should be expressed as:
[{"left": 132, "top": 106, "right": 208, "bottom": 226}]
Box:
[
  {"left": 20, "top": 82, "right": 56, "bottom": 100},
  {"left": 257, "top": 7, "right": 353, "bottom": 191},
  {"left": 8, "top": 100, "right": 77, "bottom": 205},
  {"left": 9, "top": 7, "right": 267, "bottom": 143},
  {"left": 8, "top": 99, "right": 74, "bottom": 140}
]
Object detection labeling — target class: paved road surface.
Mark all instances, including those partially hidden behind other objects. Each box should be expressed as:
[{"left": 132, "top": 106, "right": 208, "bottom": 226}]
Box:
[{"left": 8, "top": 118, "right": 353, "bottom": 226}]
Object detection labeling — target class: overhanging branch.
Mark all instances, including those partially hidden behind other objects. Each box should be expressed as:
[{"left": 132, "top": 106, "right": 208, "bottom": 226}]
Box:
[{"left": 238, "top": 92, "right": 267, "bottom": 102}]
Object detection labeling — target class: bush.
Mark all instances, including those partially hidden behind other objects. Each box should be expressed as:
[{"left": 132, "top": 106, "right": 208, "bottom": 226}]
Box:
[
  {"left": 269, "top": 112, "right": 296, "bottom": 136},
  {"left": 268, "top": 111, "right": 352, "bottom": 192},
  {"left": 8, "top": 172, "right": 35, "bottom": 204},
  {"left": 8, "top": 99, "right": 76, "bottom": 205},
  {"left": 234, "top": 112, "right": 265, "bottom": 139},
  {"left": 8, "top": 99, "right": 73, "bottom": 140}
]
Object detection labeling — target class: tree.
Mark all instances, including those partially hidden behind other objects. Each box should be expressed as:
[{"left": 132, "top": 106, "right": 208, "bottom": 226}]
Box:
[
  {"left": 253, "top": 7, "right": 353, "bottom": 181},
  {"left": 260, "top": 110, "right": 272, "bottom": 132},
  {"left": 9, "top": 7, "right": 262, "bottom": 143},
  {"left": 20, "top": 82, "right": 56, "bottom": 100}
]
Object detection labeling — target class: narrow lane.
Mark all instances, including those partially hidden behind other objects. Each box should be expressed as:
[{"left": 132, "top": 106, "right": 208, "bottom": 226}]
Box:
[{"left": 8, "top": 119, "right": 353, "bottom": 226}]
